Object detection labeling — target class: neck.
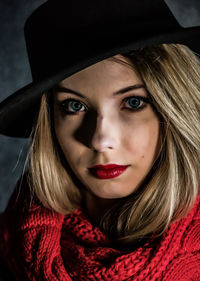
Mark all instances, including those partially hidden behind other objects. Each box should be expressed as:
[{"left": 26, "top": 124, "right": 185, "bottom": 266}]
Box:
[{"left": 81, "top": 189, "right": 119, "bottom": 226}]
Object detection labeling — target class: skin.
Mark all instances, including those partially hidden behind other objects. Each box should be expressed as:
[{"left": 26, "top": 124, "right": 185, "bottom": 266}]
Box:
[{"left": 53, "top": 55, "right": 160, "bottom": 225}]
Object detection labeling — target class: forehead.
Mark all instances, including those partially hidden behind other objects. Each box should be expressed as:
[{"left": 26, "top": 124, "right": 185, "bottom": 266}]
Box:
[{"left": 58, "top": 55, "right": 142, "bottom": 91}]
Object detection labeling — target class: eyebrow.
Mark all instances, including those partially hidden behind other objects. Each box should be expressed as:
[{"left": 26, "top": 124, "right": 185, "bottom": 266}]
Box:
[{"left": 54, "top": 84, "right": 146, "bottom": 98}]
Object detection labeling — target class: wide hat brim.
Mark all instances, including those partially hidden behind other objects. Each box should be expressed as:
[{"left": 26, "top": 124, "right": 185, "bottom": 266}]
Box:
[{"left": 1, "top": 0, "right": 200, "bottom": 138}]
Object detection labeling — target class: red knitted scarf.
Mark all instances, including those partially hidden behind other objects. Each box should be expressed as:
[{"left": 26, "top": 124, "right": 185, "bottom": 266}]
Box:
[{"left": 1, "top": 191, "right": 200, "bottom": 280}]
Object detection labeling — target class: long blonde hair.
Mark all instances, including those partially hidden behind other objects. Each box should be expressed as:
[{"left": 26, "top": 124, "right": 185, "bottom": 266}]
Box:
[{"left": 24, "top": 43, "right": 200, "bottom": 249}]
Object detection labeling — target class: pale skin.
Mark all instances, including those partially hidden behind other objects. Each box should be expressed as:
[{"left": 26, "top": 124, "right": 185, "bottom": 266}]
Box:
[{"left": 53, "top": 55, "right": 160, "bottom": 225}]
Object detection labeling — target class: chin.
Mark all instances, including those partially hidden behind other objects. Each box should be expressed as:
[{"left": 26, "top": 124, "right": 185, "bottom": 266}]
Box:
[{"left": 89, "top": 188, "right": 134, "bottom": 200}]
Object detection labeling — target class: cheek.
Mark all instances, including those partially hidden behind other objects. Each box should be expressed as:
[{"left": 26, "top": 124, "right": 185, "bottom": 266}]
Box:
[
  {"left": 54, "top": 117, "right": 74, "bottom": 153},
  {"left": 54, "top": 111, "right": 78, "bottom": 141},
  {"left": 54, "top": 117, "right": 86, "bottom": 168},
  {"left": 123, "top": 117, "right": 160, "bottom": 160}
]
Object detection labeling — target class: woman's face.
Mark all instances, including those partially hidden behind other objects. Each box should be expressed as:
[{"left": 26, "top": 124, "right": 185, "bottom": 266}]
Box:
[{"left": 53, "top": 55, "right": 160, "bottom": 199}]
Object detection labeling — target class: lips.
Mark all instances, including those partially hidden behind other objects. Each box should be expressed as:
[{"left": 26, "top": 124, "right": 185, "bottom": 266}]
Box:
[{"left": 88, "top": 164, "right": 129, "bottom": 179}]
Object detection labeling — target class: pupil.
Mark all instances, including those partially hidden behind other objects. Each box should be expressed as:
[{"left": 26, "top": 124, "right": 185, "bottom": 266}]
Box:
[
  {"left": 129, "top": 98, "right": 140, "bottom": 107},
  {"left": 72, "top": 101, "right": 82, "bottom": 110}
]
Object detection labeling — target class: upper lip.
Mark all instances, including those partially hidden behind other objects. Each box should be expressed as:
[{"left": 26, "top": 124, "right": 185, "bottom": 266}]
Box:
[{"left": 88, "top": 164, "right": 128, "bottom": 170}]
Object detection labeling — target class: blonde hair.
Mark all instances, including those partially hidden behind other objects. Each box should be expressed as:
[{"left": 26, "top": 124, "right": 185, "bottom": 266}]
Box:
[
  {"left": 24, "top": 43, "right": 200, "bottom": 250},
  {"left": 25, "top": 93, "right": 81, "bottom": 214}
]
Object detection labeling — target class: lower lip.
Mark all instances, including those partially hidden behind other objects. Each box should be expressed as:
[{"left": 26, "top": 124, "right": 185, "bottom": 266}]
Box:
[{"left": 89, "top": 166, "right": 128, "bottom": 179}]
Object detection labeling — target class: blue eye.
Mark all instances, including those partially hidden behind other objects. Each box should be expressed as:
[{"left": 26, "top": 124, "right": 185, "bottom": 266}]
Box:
[
  {"left": 123, "top": 96, "right": 150, "bottom": 110},
  {"left": 61, "top": 99, "right": 86, "bottom": 113},
  {"left": 126, "top": 97, "right": 141, "bottom": 108}
]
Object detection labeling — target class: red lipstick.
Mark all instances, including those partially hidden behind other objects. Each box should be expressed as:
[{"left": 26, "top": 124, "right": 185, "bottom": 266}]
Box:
[{"left": 88, "top": 164, "right": 128, "bottom": 179}]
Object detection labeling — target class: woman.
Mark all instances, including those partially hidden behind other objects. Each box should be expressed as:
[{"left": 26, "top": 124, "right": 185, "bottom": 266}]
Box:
[{"left": 0, "top": 0, "right": 200, "bottom": 280}]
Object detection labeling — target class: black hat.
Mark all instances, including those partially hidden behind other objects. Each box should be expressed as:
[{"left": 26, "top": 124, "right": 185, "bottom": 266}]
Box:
[{"left": 1, "top": 0, "right": 200, "bottom": 138}]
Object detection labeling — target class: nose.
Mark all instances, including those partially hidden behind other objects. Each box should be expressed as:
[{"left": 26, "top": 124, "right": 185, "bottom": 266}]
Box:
[{"left": 90, "top": 115, "right": 119, "bottom": 152}]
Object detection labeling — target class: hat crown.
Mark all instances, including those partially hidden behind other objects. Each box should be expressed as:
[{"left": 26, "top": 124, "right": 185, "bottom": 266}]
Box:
[
  {"left": 26, "top": 0, "right": 179, "bottom": 31},
  {"left": 24, "top": 0, "right": 180, "bottom": 81}
]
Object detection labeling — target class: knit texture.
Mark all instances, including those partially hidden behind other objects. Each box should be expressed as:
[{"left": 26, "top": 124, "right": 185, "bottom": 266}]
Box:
[{"left": 0, "top": 186, "right": 200, "bottom": 280}]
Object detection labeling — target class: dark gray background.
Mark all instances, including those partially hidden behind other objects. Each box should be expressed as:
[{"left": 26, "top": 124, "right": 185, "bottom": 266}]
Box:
[{"left": 0, "top": 0, "right": 200, "bottom": 212}]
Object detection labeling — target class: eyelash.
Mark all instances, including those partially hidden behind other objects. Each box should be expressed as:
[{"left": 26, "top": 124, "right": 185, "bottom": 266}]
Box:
[{"left": 58, "top": 96, "right": 151, "bottom": 115}]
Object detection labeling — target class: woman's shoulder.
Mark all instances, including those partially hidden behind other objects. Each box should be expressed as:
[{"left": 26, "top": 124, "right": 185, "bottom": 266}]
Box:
[
  {"left": 0, "top": 174, "right": 67, "bottom": 280},
  {"left": 160, "top": 193, "right": 200, "bottom": 260},
  {"left": 161, "top": 201, "right": 200, "bottom": 281},
  {"left": 148, "top": 195, "right": 200, "bottom": 280},
  {"left": 180, "top": 194, "right": 200, "bottom": 253}
]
